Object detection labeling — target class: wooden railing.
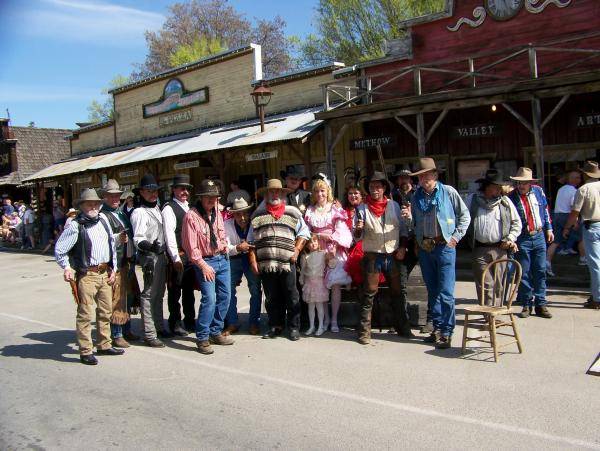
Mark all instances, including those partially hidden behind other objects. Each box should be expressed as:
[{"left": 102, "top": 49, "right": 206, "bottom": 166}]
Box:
[{"left": 322, "top": 31, "right": 600, "bottom": 111}]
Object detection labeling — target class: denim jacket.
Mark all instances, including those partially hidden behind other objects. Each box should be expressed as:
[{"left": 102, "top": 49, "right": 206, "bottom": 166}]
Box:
[
  {"left": 508, "top": 185, "right": 552, "bottom": 241},
  {"left": 411, "top": 182, "right": 471, "bottom": 245}
]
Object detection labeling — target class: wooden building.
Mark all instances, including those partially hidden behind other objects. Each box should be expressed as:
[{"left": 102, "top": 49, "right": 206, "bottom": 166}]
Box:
[
  {"left": 316, "top": 0, "right": 600, "bottom": 202},
  {"left": 24, "top": 45, "right": 362, "bottom": 204}
]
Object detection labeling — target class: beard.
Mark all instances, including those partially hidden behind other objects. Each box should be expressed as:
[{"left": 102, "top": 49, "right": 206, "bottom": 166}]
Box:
[
  {"left": 85, "top": 209, "right": 99, "bottom": 219},
  {"left": 267, "top": 197, "right": 281, "bottom": 205},
  {"left": 400, "top": 182, "right": 411, "bottom": 191}
]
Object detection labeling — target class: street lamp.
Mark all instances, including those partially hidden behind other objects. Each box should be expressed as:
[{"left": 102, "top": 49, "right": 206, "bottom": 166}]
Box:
[{"left": 250, "top": 83, "right": 273, "bottom": 132}]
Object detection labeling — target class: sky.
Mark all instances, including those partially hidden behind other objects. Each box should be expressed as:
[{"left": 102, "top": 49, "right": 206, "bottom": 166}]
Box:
[{"left": 0, "top": 0, "right": 317, "bottom": 130}]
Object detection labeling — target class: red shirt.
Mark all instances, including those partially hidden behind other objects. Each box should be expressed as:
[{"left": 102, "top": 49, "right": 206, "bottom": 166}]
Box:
[{"left": 181, "top": 207, "right": 227, "bottom": 269}]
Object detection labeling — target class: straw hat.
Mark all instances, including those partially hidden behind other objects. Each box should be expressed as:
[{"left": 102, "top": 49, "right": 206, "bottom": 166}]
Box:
[
  {"left": 510, "top": 167, "right": 538, "bottom": 182},
  {"left": 582, "top": 160, "right": 600, "bottom": 179},
  {"left": 409, "top": 158, "right": 438, "bottom": 176},
  {"left": 76, "top": 188, "right": 102, "bottom": 207},
  {"left": 227, "top": 197, "right": 254, "bottom": 213},
  {"left": 257, "top": 178, "right": 294, "bottom": 195},
  {"left": 101, "top": 178, "right": 123, "bottom": 195}
]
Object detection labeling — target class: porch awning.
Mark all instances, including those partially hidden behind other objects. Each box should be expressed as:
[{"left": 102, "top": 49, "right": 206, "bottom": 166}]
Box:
[{"left": 24, "top": 107, "right": 323, "bottom": 182}]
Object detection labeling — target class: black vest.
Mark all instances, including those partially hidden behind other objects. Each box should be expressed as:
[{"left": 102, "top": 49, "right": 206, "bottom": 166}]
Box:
[
  {"left": 103, "top": 209, "right": 126, "bottom": 268},
  {"left": 163, "top": 200, "right": 186, "bottom": 250},
  {"left": 68, "top": 215, "right": 113, "bottom": 274}
]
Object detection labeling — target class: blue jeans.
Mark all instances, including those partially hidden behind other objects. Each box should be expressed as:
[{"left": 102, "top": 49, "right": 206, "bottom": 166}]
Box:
[
  {"left": 111, "top": 321, "right": 131, "bottom": 339},
  {"left": 515, "top": 232, "right": 547, "bottom": 307},
  {"left": 418, "top": 244, "right": 456, "bottom": 337},
  {"left": 553, "top": 213, "right": 580, "bottom": 250},
  {"left": 193, "top": 254, "right": 231, "bottom": 341},
  {"left": 225, "top": 256, "right": 262, "bottom": 328},
  {"left": 583, "top": 223, "right": 600, "bottom": 302}
]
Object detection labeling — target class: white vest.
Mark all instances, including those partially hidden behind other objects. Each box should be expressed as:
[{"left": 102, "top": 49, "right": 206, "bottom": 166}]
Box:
[{"left": 362, "top": 201, "right": 401, "bottom": 254}]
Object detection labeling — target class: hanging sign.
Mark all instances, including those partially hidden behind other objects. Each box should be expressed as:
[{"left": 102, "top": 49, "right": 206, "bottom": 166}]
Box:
[
  {"left": 174, "top": 160, "right": 199, "bottom": 170},
  {"left": 143, "top": 78, "right": 209, "bottom": 118},
  {"left": 246, "top": 150, "right": 278, "bottom": 162},
  {"left": 349, "top": 136, "right": 396, "bottom": 150},
  {"left": 159, "top": 108, "right": 193, "bottom": 127},
  {"left": 572, "top": 113, "right": 600, "bottom": 129},
  {"left": 75, "top": 175, "right": 92, "bottom": 184},
  {"left": 44, "top": 181, "right": 58, "bottom": 188},
  {"left": 451, "top": 124, "right": 503, "bottom": 139},
  {"left": 119, "top": 169, "right": 139, "bottom": 179}
]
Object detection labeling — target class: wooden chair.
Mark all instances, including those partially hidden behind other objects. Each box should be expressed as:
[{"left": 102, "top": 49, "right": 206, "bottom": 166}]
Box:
[{"left": 461, "top": 258, "right": 523, "bottom": 362}]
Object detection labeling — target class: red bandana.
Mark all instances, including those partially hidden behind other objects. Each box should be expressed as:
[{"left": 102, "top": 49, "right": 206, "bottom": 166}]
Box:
[
  {"left": 366, "top": 195, "right": 388, "bottom": 218},
  {"left": 266, "top": 202, "right": 286, "bottom": 219}
]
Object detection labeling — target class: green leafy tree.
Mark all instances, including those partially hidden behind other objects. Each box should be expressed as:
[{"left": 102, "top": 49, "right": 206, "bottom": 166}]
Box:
[
  {"left": 86, "top": 74, "right": 130, "bottom": 123},
  {"left": 293, "top": 0, "right": 446, "bottom": 66},
  {"left": 169, "top": 37, "right": 227, "bottom": 67}
]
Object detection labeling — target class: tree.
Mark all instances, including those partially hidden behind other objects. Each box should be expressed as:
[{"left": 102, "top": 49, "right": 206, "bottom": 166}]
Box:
[
  {"left": 169, "top": 37, "right": 227, "bottom": 67},
  {"left": 132, "top": 0, "right": 291, "bottom": 80},
  {"left": 86, "top": 75, "right": 130, "bottom": 123},
  {"left": 292, "top": 0, "right": 446, "bottom": 67}
]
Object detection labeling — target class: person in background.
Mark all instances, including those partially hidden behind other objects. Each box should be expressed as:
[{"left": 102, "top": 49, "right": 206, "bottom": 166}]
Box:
[
  {"left": 223, "top": 197, "right": 262, "bottom": 336},
  {"left": 3, "top": 197, "right": 15, "bottom": 216},
  {"left": 41, "top": 205, "right": 55, "bottom": 254},
  {"left": 281, "top": 166, "right": 311, "bottom": 214},
  {"left": 226, "top": 180, "right": 251, "bottom": 206},
  {"left": 53, "top": 199, "right": 66, "bottom": 235},
  {"left": 64, "top": 208, "right": 78, "bottom": 229},
  {"left": 22, "top": 203, "right": 36, "bottom": 249},
  {"left": 508, "top": 167, "right": 554, "bottom": 319},
  {"left": 121, "top": 191, "right": 136, "bottom": 220},
  {"left": 391, "top": 168, "right": 415, "bottom": 207},
  {"left": 563, "top": 161, "right": 600, "bottom": 310},
  {"left": 546, "top": 170, "right": 584, "bottom": 277}
]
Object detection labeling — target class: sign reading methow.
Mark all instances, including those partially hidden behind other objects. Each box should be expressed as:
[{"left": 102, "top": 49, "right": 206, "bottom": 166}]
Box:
[
  {"left": 349, "top": 136, "right": 397, "bottom": 150},
  {"left": 143, "top": 78, "right": 209, "bottom": 118}
]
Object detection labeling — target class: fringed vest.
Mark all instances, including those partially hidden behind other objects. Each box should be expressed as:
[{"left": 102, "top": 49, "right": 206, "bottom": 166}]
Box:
[{"left": 251, "top": 205, "right": 301, "bottom": 273}]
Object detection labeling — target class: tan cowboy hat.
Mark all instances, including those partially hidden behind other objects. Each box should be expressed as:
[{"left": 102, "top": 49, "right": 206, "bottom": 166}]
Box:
[
  {"left": 582, "top": 160, "right": 600, "bottom": 179},
  {"left": 510, "top": 167, "right": 538, "bottom": 182},
  {"left": 66, "top": 208, "right": 78, "bottom": 217},
  {"left": 227, "top": 197, "right": 254, "bottom": 213},
  {"left": 120, "top": 190, "right": 135, "bottom": 200},
  {"left": 76, "top": 188, "right": 102, "bottom": 207},
  {"left": 257, "top": 178, "right": 294, "bottom": 195},
  {"left": 101, "top": 178, "right": 123, "bottom": 195},
  {"left": 409, "top": 158, "right": 438, "bottom": 176}
]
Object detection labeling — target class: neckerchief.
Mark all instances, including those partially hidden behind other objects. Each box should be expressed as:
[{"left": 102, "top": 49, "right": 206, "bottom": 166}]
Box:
[
  {"left": 365, "top": 195, "right": 387, "bottom": 218},
  {"left": 235, "top": 221, "right": 248, "bottom": 240},
  {"left": 195, "top": 201, "right": 218, "bottom": 250},
  {"left": 266, "top": 202, "right": 285, "bottom": 220},
  {"left": 141, "top": 198, "right": 157, "bottom": 208},
  {"left": 414, "top": 184, "right": 440, "bottom": 213}
]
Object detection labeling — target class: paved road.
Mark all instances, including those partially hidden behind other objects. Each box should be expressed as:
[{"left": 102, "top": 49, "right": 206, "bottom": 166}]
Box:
[{"left": 1, "top": 251, "right": 599, "bottom": 450}]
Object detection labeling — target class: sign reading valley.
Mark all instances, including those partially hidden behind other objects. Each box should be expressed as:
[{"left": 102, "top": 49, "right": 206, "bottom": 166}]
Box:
[
  {"left": 451, "top": 124, "right": 503, "bottom": 139},
  {"left": 143, "top": 78, "right": 209, "bottom": 118}
]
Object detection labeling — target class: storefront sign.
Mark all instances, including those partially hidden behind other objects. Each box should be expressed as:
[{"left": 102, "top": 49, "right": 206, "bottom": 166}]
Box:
[
  {"left": 143, "top": 78, "right": 209, "bottom": 118},
  {"left": 44, "top": 181, "right": 58, "bottom": 188},
  {"left": 450, "top": 124, "right": 503, "bottom": 139},
  {"left": 159, "top": 108, "right": 193, "bottom": 127},
  {"left": 0, "top": 149, "right": 10, "bottom": 176},
  {"left": 246, "top": 150, "right": 278, "bottom": 162},
  {"left": 349, "top": 136, "right": 396, "bottom": 150},
  {"left": 174, "top": 160, "right": 199, "bottom": 170},
  {"left": 75, "top": 175, "right": 92, "bottom": 184},
  {"left": 119, "top": 169, "right": 139, "bottom": 179},
  {"left": 572, "top": 113, "right": 600, "bottom": 129}
]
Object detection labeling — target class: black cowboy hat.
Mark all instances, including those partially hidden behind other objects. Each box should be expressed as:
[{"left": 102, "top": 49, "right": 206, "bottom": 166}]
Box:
[
  {"left": 476, "top": 169, "right": 510, "bottom": 186},
  {"left": 171, "top": 174, "right": 193, "bottom": 189},
  {"left": 364, "top": 171, "right": 392, "bottom": 192},
  {"left": 280, "top": 166, "right": 306, "bottom": 180},
  {"left": 137, "top": 173, "right": 161, "bottom": 190},
  {"left": 196, "top": 179, "right": 222, "bottom": 197}
]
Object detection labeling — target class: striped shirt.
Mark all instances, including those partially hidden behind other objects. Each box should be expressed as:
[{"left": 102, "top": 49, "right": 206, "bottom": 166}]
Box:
[{"left": 55, "top": 213, "right": 117, "bottom": 270}]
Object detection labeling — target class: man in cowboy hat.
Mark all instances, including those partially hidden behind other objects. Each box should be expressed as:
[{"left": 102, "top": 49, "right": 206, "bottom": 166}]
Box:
[
  {"left": 101, "top": 179, "right": 139, "bottom": 348},
  {"left": 247, "top": 178, "right": 310, "bottom": 340},
  {"left": 55, "top": 188, "right": 123, "bottom": 365},
  {"left": 391, "top": 167, "right": 415, "bottom": 207},
  {"left": 466, "top": 169, "right": 522, "bottom": 305},
  {"left": 162, "top": 174, "right": 196, "bottom": 336},
  {"left": 354, "top": 171, "right": 413, "bottom": 344},
  {"left": 131, "top": 173, "right": 171, "bottom": 347},
  {"left": 281, "top": 166, "right": 311, "bottom": 213},
  {"left": 563, "top": 161, "right": 600, "bottom": 310},
  {"left": 223, "top": 197, "right": 262, "bottom": 335},
  {"left": 508, "top": 167, "right": 553, "bottom": 319},
  {"left": 182, "top": 179, "right": 232, "bottom": 354},
  {"left": 402, "top": 158, "right": 471, "bottom": 349}
]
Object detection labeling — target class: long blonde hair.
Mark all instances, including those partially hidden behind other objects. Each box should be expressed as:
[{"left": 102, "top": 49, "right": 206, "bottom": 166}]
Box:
[{"left": 311, "top": 179, "right": 333, "bottom": 205}]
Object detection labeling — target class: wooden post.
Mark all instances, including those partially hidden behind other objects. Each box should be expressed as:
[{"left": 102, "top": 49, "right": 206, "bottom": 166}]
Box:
[
  {"left": 325, "top": 124, "right": 334, "bottom": 182},
  {"left": 416, "top": 113, "right": 426, "bottom": 157},
  {"left": 531, "top": 97, "right": 546, "bottom": 191}
]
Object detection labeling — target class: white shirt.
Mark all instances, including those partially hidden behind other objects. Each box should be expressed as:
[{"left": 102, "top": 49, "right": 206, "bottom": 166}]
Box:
[
  {"left": 471, "top": 199, "right": 521, "bottom": 243},
  {"left": 554, "top": 184, "right": 577, "bottom": 214},
  {"left": 131, "top": 205, "right": 164, "bottom": 249},
  {"left": 161, "top": 198, "right": 189, "bottom": 263},
  {"left": 23, "top": 209, "right": 35, "bottom": 224},
  {"left": 224, "top": 217, "right": 249, "bottom": 256}
]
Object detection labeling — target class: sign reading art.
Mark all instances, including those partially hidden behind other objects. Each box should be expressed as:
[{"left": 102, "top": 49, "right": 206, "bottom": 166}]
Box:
[
  {"left": 246, "top": 150, "right": 278, "bottom": 162},
  {"left": 143, "top": 78, "right": 209, "bottom": 118},
  {"left": 349, "top": 136, "right": 396, "bottom": 150},
  {"left": 159, "top": 108, "right": 193, "bottom": 127},
  {"left": 451, "top": 124, "right": 503, "bottom": 139},
  {"left": 572, "top": 113, "right": 600, "bottom": 129}
]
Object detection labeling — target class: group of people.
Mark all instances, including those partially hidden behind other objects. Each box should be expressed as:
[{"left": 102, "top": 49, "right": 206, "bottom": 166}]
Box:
[{"left": 52, "top": 158, "right": 600, "bottom": 365}]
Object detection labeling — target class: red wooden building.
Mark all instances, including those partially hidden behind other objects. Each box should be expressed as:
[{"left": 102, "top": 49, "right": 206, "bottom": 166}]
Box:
[{"left": 317, "top": 0, "right": 600, "bottom": 202}]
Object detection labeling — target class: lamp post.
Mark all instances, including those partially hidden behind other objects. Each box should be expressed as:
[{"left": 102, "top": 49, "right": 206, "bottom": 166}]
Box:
[{"left": 250, "top": 83, "right": 273, "bottom": 132}]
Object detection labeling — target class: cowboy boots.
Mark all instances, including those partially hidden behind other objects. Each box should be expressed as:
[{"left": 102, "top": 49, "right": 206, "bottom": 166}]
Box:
[{"left": 358, "top": 291, "right": 376, "bottom": 345}]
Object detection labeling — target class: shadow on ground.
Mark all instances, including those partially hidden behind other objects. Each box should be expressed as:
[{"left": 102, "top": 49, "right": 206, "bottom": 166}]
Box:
[{"left": 1, "top": 330, "right": 80, "bottom": 364}]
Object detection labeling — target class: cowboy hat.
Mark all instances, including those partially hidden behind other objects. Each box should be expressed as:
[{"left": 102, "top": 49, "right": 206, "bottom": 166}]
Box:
[
  {"left": 257, "top": 178, "right": 294, "bottom": 195},
  {"left": 510, "top": 167, "right": 538, "bottom": 182},
  {"left": 101, "top": 178, "right": 123, "bottom": 195},
  {"left": 280, "top": 166, "right": 306, "bottom": 180},
  {"left": 196, "top": 179, "right": 222, "bottom": 197},
  {"left": 582, "top": 160, "right": 600, "bottom": 179},
  {"left": 76, "top": 188, "right": 102, "bottom": 207},
  {"left": 364, "top": 171, "right": 392, "bottom": 192},
  {"left": 227, "top": 197, "right": 254, "bottom": 213},
  {"left": 137, "top": 173, "right": 162, "bottom": 190},
  {"left": 120, "top": 190, "right": 135, "bottom": 200},
  {"left": 393, "top": 168, "right": 412, "bottom": 178},
  {"left": 171, "top": 174, "right": 193, "bottom": 189},
  {"left": 66, "top": 208, "right": 78, "bottom": 217},
  {"left": 409, "top": 158, "right": 438, "bottom": 176},
  {"left": 475, "top": 169, "right": 510, "bottom": 186}
]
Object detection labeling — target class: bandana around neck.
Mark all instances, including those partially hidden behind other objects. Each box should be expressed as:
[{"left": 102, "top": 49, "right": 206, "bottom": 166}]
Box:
[
  {"left": 366, "top": 195, "right": 388, "bottom": 218},
  {"left": 141, "top": 198, "right": 157, "bottom": 208},
  {"left": 266, "top": 202, "right": 286, "bottom": 220}
]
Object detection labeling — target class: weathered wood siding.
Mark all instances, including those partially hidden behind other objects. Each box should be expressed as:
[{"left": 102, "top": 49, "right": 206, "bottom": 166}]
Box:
[{"left": 71, "top": 125, "right": 115, "bottom": 156}]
